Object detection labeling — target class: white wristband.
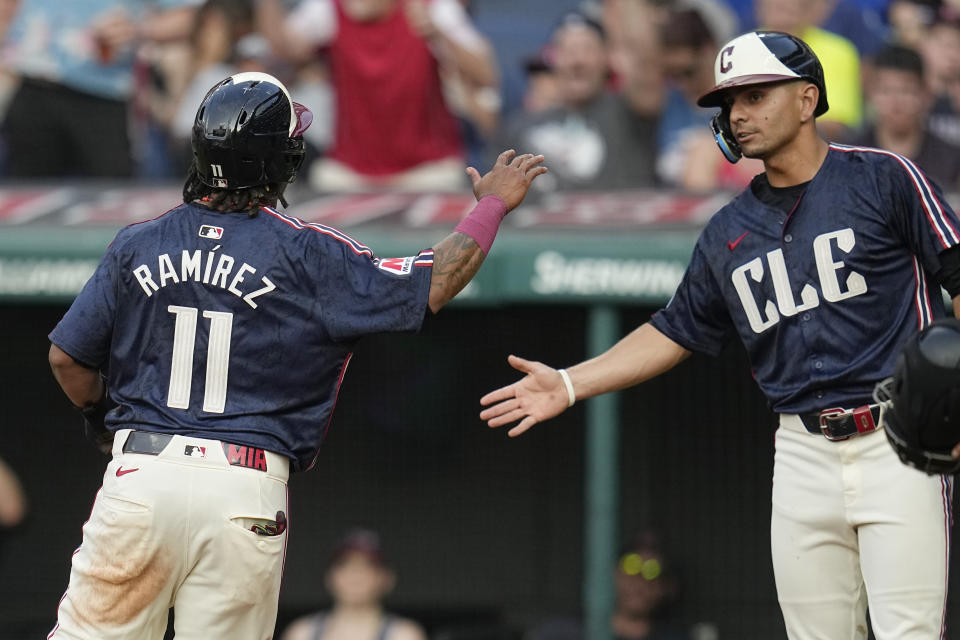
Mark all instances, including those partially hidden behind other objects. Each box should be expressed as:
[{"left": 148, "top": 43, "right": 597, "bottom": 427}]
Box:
[{"left": 558, "top": 368, "right": 576, "bottom": 408}]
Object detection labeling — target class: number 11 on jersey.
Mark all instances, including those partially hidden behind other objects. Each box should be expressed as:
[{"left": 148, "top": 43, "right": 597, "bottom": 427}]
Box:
[{"left": 167, "top": 305, "right": 234, "bottom": 413}]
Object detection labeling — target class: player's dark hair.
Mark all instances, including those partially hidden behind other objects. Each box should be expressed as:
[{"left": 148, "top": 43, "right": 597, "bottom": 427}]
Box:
[
  {"left": 871, "top": 44, "right": 925, "bottom": 79},
  {"left": 182, "top": 162, "right": 287, "bottom": 217},
  {"left": 661, "top": 7, "right": 715, "bottom": 50}
]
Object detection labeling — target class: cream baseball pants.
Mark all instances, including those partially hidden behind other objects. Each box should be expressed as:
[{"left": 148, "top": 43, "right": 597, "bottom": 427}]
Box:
[
  {"left": 49, "top": 429, "right": 290, "bottom": 640},
  {"left": 773, "top": 415, "right": 953, "bottom": 640}
]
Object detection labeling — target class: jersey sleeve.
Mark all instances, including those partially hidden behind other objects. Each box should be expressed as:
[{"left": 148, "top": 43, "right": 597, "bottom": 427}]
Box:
[
  {"left": 886, "top": 155, "right": 960, "bottom": 274},
  {"left": 48, "top": 238, "right": 121, "bottom": 368},
  {"left": 648, "top": 242, "right": 733, "bottom": 357},
  {"left": 313, "top": 235, "right": 433, "bottom": 342}
]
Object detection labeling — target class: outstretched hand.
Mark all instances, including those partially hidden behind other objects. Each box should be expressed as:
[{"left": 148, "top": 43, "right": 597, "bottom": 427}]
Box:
[
  {"left": 479, "top": 355, "right": 571, "bottom": 437},
  {"left": 466, "top": 150, "right": 547, "bottom": 213}
]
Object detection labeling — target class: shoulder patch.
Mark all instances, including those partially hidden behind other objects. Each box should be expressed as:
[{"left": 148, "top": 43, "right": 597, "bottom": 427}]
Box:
[
  {"left": 376, "top": 256, "right": 416, "bottom": 275},
  {"left": 199, "top": 225, "right": 224, "bottom": 240}
]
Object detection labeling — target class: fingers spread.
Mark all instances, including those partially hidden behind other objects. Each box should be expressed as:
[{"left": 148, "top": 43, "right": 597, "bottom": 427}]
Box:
[
  {"left": 480, "top": 384, "right": 516, "bottom": 407},
  {"left": 507, "top": 354, "right": 535, "bottom": 373},
  {"left": 479, "top": 397, "right": 519, "bottom": 420},
  {"left": 497, "top": 149, "right": 516, "bottom": 166},
  {"left": 510, "top": 153, "right": 533, "bottom": 168},
  {"left": 529, "top": 166, "right": 549, "bottom": 180},
  {"left": 486, "top": 407, "right": 529, "bottom": 428},
  {"left": 508, "top": 416, "right": 539, "bottom": 437},
  {"left": 520, "top": 154, "right": 545, "bottom": 172}
]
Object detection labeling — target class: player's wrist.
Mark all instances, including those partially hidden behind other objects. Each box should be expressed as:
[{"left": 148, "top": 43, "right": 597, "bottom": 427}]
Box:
[{"left": 453, "top": 195, "right": 507, "bottom": 255}]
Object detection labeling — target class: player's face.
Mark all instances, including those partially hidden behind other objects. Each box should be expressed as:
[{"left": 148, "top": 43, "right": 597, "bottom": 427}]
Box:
[
  {"left": 724, "top": 81, "right": 807, "bottom": 160},
  {"left": 326, "top": 552, "right": 394, "bottom": 606}
]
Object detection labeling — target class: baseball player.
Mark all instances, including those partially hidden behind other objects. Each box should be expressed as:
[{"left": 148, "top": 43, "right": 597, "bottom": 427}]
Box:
[
  {"left": 46, "top": 71, "right": 546, "bottom": 640},
  {"left": 481, "top": 31, "right": 960, "bottom": 639}
]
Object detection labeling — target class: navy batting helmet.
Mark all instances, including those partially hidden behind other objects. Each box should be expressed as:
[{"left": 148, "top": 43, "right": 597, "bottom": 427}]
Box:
[
  {"left": 191, "top": 72, "right": 312, "bottom": 190},
  {"left": 874, "top": 319, "right": 960, "bottom": 475},
  {"left": 698, "top": 31, "right": 828, "bottom": 163}
]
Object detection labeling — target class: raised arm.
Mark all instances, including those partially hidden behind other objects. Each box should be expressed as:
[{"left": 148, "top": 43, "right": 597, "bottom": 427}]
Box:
[
  {"left": 480, "top": 322, "right": 691, "bottom": 437},
  {"left": 255, "top": 0, "right": 323, "bottom": 64},
  {"left": 427, "top": 149, "right": 546, "bottom": 312},
  {"left": 404, "top": 0, "right": 499, "bottom": 88}
]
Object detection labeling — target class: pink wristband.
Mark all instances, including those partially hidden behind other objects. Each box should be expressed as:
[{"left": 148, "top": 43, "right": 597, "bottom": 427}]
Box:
[{"left": 454, "top": 195, "right": 508, "bottom": 255}]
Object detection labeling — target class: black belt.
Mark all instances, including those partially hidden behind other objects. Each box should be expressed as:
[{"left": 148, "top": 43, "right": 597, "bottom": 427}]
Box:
[
  {"left": 122, "top": 431, "right": 271, "bottom": 472},
  {"left": 798, "top": 404, "right": 882, "bottom": 441}
]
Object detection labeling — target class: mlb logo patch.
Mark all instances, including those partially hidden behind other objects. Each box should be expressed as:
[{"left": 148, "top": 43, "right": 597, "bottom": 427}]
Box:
[
  {"left": 377, "top": 256, "right": 415, "bottom": 275},
  {"left": 199, "top": 225, "right": 224, "bottom": 240},
  {"left": 212, "top": 178, "right": 228, "bottom": 188},
  {"left": 184, "top": 445, "right": 206, "bottom": 458}
]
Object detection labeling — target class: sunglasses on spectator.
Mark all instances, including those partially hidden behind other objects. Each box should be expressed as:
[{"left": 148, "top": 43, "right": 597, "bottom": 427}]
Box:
[{"left": 619, "top": 552, "right": 663, "bottom": 580}]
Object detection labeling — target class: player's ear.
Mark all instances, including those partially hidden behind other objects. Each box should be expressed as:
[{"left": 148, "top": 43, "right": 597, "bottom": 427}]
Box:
[{"left": 798, "top": 82, "right": 819, "bottom": 123}]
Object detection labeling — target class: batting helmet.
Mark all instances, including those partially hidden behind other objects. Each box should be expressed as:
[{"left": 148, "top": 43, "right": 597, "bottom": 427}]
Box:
[
  {"left": 874, "top": 319, "right": 960, "bottom": 475},
  {"left": 697, "top": 31, "right": 828, "bottom": 163},
  {"left": 191, "top": 72, "right": 313, "bottom": 190}
]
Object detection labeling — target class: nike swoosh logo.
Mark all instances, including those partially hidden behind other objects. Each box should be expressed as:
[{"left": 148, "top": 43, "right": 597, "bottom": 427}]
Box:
[
  {"left": 728, "top": 231, "right": 749, "bottom": 250},
  {"left": 116, "top": 466, "right": 139, "bottom": 477}
]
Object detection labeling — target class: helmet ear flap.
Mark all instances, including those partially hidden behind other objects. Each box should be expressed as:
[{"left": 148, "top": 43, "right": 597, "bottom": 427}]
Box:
[{"left": 710, "top": 108, "right": 741, "bottom": 164}]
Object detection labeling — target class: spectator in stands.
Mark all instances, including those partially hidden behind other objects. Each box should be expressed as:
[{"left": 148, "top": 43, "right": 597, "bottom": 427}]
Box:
[
  {"left": 256, "top": 0, "right": 497, "bottom": 192},
  {"left": 521, "top": 45, "right": 560, "bottom": 116},
  {"left": 888, "top": 0, "right": 941, "bottom": 48},
  {"left": 168, "top": 0, "right": 270, "bottom": 165},
  {"left": 527, "top": 530, "right": 692, "bottom": 640},
  {"left": 0, "top": 0, "right": 198, "bottom": 178},
  {"left": 281, "top": 528, "right": 427, "bottom": 640},
  {"left": 754, "top": 0, "right": 863, "bottom": 140},
  {"left": 495, "top": 11, "right": 661, "bottom": 192},
  {"left": 440, "top": 0, "right": 502, "bottom": 171},
  {"left": 0, "top": 456, "right": 25, "bottom": 530},
  {"left": 0, "top": 455, "right": 27, "bottom": 566},
  {"left": 0, "top": 0, "right": 20, "bottom": 175},
  {"left": 656, "top": 6, "right": 763, "bottom": 192},
  {"left": 848, "top": 44, "right": 960, "bottom": 191},
  {"left": 921, "top": 10, "right": 960, "bottom": 146},
  {"left": 817, "top": 0, "right": 888, "bottom": 57},
  {"left": 0, "top": 0, "right": 15, "bottom": 38}
]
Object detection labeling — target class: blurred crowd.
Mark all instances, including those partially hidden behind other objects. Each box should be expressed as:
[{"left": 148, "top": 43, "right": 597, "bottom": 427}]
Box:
[
  {"left": 0, "top": 0, "right": 959, "bottom": 194},
  {"left": 278, "top": 527, "right": 703, "bottom": 640}
]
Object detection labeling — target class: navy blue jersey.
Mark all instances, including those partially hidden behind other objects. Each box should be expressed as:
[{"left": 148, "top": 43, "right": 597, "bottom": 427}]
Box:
[
  {"left": 651, "top": 144, "right": 960, "bottom": 414},
  {"left": 49, "top": 203, "right": 433, "bottom": 471}
]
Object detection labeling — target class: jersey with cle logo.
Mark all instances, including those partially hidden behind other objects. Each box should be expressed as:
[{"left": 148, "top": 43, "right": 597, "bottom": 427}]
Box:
[
  {"left": 49, "top": 203, "right": 433, "bottom": 471},
  {"left": 651, "top": 144, "right": 960, "bottom": 414}
]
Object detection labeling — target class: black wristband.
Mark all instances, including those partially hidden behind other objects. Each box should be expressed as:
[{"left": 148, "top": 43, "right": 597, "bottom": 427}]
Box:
[
  {"left": 76, "top": 394, "right": 117, "bottom": 454},
  {"left": 936, "top": 245, "right": 960, "bottom": 298}
]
